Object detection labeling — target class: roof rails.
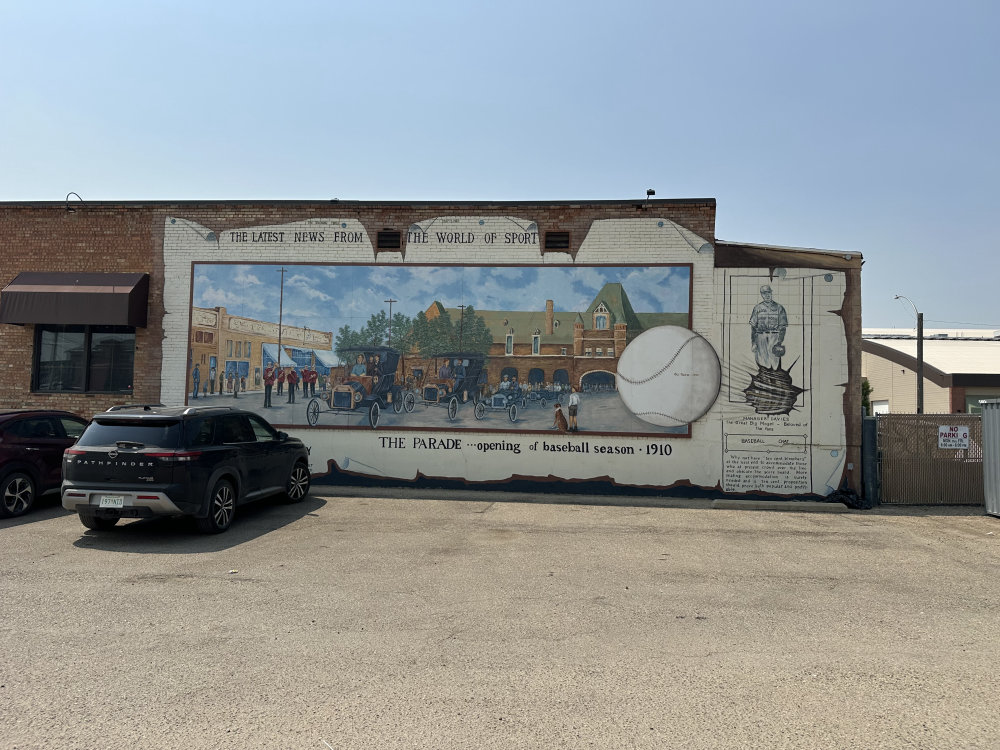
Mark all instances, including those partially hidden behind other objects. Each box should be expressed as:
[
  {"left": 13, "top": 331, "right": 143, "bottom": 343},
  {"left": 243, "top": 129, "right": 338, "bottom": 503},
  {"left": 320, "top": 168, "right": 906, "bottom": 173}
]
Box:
[
  {"left": 104, "top": 404, "right": 236, "bottom": 416},
  {"left": 105, "top": 403, "right": 166, "bottom": 412},
  {"left": 181, "top": 405, "right": 235, "bottom": 415}
]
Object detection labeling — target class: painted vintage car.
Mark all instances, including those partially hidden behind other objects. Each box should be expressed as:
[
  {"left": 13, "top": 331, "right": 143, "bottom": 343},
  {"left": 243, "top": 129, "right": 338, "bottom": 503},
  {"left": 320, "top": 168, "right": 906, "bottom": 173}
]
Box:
[
  {"left": 306, "top": 346, "right": 414, "bottom": 429},
  {"left": 417, "top": 352, "right": 488, "bottom": 421}
]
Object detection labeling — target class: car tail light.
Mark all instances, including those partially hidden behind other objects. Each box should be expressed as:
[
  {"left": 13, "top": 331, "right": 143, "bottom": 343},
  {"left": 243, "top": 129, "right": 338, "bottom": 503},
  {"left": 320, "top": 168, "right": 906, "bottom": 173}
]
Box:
[
  {"left": 145, "top": 451, "right": 204, "bottom": 463},
  {"left": 65, "top": 449, "right": 87, "bottom": 455}
]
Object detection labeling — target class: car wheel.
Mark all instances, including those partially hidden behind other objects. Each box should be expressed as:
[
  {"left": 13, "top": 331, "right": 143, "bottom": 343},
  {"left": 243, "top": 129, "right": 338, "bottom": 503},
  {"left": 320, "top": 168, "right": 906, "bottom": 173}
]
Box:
[
  {"left": 196, "top": 479, "right": 236, "bottom": 534},
  {"left": 392, "top": 389, "right": 404, "bottom": 414},
  {"left": 369, "top": 401, "right": 381, "bottom": 429},
  {"left": 79, "top": 513, "right": 120, "bottom": 531},
  {"left": 306, "top": 399, "right": 320, "bottom": 426},
  {"left": 403, "top": 392, "right": 416, "bottom": 413},
  {"left": 475, "top": 402, "right": 486, "bottom": 420},
  {"left": 285, "top": 461, "right": 310, "bottom": 503},
  {"left": 540, "top": 399, "right": 546, "bottom": 408},
  {"left": 508, "top": 403, "right": 518, "bottom": 423},
  {"left": 447, "top": 396, "right": 459, "bottom": 421},
  {"left": 0, "top": 472, "right": 36, "bottom": 518}
]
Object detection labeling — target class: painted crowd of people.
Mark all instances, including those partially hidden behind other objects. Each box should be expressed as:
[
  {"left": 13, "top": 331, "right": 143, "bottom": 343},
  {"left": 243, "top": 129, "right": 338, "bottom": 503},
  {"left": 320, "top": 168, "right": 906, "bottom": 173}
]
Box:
[
  {"left": 191, "top": 357, "right": 587, "bottom": 429},
  {"left": 191, "top": 362, "right": 325, "bottom": 408}
]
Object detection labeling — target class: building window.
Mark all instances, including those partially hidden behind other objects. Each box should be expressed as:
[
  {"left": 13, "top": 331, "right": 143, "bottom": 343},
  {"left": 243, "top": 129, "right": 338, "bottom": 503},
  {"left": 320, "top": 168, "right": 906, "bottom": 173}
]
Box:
[
  {"left": 33, "top": 325, "right": 135, "bottom": 393},
  {"left": 561, "top": 347, "right": 567, "bottom": 356},
  {"left": 594, "top": 303, "right": 610, "bottom": 330},
  {"left": 245, "top": 341, "right": 251, "bottom": 358},
  {"left": 532, "top": 335, "right": 540, "bottom": 355},
  {"left": 596, "top": 348, "right": 603, "bottom": 357},
  {"left": 505, "top": 334, "right": 514, "bottom": 355},
  {"left": 195, "top": 330, "right": 204, "bottom": 343},
  {"left": 235, "top": 341, "right": 242, "bottom": 358},
  {"left": 608, "top": 347, "right": 614, "bottom": 357},
  {"left": 205, "top": 332, "right": 214, "bottom": 344},
  {"left": 227, "top": 340, "right": 233, "bottom": 357},
  {"left": 585, "top": 348, "right": 592, "bottom": 357}
]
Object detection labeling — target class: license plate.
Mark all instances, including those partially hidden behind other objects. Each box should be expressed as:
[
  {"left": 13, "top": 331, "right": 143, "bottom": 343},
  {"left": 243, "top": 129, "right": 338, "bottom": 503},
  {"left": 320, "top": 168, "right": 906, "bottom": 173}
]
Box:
[{"left": 99, "top": 495, "right": 125, "bottom": 508}]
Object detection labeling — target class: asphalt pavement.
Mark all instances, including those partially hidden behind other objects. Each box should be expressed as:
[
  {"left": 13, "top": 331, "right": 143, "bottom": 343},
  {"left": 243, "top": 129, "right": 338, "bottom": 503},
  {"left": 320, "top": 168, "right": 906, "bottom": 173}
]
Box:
[{"left": 1, "top": 489, "right": 998, "bottom": 749}]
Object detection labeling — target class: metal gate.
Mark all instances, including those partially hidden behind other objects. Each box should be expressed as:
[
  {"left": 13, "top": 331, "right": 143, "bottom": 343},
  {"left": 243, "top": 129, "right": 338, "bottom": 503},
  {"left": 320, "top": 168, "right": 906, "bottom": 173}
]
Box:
[{"left": 876, "top": 414, "right": 983, "bottom": 505}]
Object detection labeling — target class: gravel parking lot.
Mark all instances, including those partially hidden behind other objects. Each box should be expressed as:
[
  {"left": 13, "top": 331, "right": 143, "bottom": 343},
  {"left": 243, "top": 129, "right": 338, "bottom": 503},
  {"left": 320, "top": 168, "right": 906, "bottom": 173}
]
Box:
[{"left": 2, "top": 490, "right": 998, "bottom": 750}]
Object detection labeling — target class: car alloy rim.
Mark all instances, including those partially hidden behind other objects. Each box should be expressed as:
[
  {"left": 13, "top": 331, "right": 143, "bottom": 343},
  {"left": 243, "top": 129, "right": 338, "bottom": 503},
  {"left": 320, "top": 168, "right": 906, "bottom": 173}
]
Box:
[
  {"left": 3, "top": 477, "right": 31, "bottom": 514},
  {"left": 212, "top": 485, "right": 235, "bottom": 527},
  {"left": 288, "top": 466, "right": 309, "bottom": 500}
]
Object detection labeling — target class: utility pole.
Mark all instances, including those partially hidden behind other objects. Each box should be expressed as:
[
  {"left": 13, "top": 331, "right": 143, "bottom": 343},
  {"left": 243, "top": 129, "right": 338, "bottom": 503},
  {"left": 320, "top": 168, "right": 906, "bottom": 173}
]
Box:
[
  {"left": 277, "top": 267, "right": 287, "bottom": 370},
  {"left": 916, "top": 311, "right": 924, "bottom": 414},
  {"left": 384, "top": 298, "right": 397, "bottom": 347},
  {"left": 895, "top": 295, "right": 924, "bottom": 414},
  {"left": 458, "top": 304, "right": 467, "bottom": 350}
]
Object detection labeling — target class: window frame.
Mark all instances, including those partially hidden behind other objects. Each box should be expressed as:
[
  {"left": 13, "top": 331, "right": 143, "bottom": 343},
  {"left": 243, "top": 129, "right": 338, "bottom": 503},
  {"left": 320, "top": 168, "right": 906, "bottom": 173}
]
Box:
[{"left": 31, "top": 324, "right": 136, "bottom": 394}]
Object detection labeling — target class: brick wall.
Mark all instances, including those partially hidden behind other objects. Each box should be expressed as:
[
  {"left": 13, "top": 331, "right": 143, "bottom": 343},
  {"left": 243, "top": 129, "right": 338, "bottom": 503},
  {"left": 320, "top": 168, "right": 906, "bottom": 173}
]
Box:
[
  {"left": 0, "top": 205, "right": 162, "bottom": 417},
  {"left": 0, "top": 199, "right": 715, "bottom": 419}
]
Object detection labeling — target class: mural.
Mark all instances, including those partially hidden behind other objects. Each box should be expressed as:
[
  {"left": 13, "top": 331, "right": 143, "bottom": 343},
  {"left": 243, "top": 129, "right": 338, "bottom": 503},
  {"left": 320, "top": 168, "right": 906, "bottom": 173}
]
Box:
[
  {"left": 720, "top": 271, "right": 847, "bottom": 494},
  {"left": 164, "top": 214, "right": 851, "bottom": 497},
  {"left": 744, "top": 283, "right": 803, "bottom": 415},
  {"left": 188, "top": 263, "right": 703, "bottom": 436}
]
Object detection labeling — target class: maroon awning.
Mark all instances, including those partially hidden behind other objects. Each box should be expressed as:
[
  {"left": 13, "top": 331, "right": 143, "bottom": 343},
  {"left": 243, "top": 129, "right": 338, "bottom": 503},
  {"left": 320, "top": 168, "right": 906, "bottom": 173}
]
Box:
[{"left": 0, "top": 272, "right": 149, "bottom": 327}]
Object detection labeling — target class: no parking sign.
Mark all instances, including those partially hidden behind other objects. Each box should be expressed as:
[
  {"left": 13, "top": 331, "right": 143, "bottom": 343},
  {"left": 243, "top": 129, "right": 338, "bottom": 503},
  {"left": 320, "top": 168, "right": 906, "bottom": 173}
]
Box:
[{"left": 938, "top": 425, "right": 970, "bottom": 449}]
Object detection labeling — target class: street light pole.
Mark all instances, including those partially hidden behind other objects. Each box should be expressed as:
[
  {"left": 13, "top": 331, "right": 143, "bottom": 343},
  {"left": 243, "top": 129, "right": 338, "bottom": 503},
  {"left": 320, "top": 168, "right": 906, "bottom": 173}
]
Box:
[{"left": 895, "top": 295, "right": 924, "bottom": 414}]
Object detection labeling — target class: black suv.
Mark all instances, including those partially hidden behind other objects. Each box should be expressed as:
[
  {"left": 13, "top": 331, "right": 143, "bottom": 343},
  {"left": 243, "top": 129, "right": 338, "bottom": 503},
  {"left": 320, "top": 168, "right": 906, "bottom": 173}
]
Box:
[{"left": 62, "top": 405, "right": 310, "bottom": 533}]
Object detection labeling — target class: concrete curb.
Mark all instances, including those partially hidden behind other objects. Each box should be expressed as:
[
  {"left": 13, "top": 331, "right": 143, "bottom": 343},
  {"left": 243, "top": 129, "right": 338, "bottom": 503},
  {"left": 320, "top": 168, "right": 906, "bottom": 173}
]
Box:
[{"left": 712, "top": 499, "right": 851, "bottom": 513}]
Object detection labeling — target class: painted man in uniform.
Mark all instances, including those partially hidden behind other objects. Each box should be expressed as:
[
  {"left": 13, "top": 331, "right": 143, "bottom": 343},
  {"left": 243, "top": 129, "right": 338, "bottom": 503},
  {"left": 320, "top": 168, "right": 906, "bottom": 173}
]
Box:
[{"left": 749, "top": 284, "right": 788, "bottom": 369}]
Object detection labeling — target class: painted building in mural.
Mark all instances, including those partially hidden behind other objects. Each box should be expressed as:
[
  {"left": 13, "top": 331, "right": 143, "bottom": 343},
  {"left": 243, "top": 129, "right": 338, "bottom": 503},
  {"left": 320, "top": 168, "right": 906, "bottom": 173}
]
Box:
[
  {"left": 0, "top": 198, "right": 863, "bottom": 498},
  {"left": 188, "top": 305, "right": 334, "bottom": 396}
]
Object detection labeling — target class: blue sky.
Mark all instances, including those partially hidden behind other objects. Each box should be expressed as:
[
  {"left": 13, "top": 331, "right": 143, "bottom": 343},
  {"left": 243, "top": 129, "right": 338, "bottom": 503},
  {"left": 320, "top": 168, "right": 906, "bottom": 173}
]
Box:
[
  {"left": 3, "top": 1, "right": 998, "bottom": 329},
  {"left": 194, "top": 264, "right": 690, "bottom": 333}
]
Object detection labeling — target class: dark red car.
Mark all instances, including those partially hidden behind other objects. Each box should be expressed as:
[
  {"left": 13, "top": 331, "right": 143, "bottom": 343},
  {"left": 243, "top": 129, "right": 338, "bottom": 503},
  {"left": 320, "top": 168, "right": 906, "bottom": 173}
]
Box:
[{"left": 0, "top": 409, "right": 89, "bottom": 518}]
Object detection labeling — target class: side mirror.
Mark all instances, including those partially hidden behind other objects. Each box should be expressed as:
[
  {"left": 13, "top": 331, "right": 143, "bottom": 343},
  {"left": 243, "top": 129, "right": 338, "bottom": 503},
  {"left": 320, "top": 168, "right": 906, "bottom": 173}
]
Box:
[{"left": 277, "top": 431, "right": 288, "bottom": 441}]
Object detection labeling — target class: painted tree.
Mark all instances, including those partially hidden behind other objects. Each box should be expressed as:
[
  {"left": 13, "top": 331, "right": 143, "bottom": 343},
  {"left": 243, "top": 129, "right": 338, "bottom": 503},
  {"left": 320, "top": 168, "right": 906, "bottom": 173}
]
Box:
[
  {"left": 389, "top": 311, "right": 415, "bottom": 353},
  {"left": 334, "top": 324, "right": 364, "bottom": 354},
  {"left": 454, "top": 305, "right": 492, "bottom": 355},
  {"left": 359, "top": 310, "right": 388, "bottom": 347},
  {"left": 335, "top": 311, "right": 414, "bottom": 353}
]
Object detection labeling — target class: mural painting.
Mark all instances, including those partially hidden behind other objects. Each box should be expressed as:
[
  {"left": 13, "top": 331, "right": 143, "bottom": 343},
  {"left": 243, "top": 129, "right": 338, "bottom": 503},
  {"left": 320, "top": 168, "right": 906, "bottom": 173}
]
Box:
[
  {"left": 188, "top": 263, "right": 702, "bottom": 436},
  {"left": 165, "top": 214, "right": 852, "bottom": 497},
  {"left": 720, "top": 270, "right": 848, "bottom": 494}
]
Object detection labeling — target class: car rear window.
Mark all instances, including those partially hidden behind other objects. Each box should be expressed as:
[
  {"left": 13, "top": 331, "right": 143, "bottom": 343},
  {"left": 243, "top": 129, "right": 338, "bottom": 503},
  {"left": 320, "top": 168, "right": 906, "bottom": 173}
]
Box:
[{"left": 76, "top": 419, "right": 183, "bottom": 449}]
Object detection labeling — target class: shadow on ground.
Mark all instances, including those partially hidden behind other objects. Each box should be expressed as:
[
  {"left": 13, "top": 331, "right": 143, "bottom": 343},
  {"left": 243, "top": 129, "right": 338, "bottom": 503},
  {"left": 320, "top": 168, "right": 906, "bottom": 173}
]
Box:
[
  {"left": 0, "top": 494, "right": 75, "bottom": 528},
  {"left": 70, "top": 495, "right": 327, "bottom": 554}
]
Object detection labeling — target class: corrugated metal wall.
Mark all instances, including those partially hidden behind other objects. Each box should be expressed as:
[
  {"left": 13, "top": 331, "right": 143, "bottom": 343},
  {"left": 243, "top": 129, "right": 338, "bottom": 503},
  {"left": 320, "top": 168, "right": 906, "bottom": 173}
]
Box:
[
  {"left": 983, "top": 401, "right": 1000, "bottom": 516},
  {"left": 877, "top": 414, "right": 983, "bottom": 505}
]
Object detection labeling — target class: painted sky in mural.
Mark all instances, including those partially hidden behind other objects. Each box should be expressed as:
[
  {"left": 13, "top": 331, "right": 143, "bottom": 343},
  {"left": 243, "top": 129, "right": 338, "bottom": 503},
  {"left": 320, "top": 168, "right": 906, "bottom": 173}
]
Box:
[{"left": 193, "top": 264, "right": 690, "bottom": 333}]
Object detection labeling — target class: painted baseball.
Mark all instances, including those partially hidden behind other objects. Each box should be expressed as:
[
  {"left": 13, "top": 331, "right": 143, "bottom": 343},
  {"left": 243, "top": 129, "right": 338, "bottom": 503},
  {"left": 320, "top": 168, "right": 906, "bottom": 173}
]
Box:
[{"left": 616, "top": 325, "right": 722, "bottom": 427}]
